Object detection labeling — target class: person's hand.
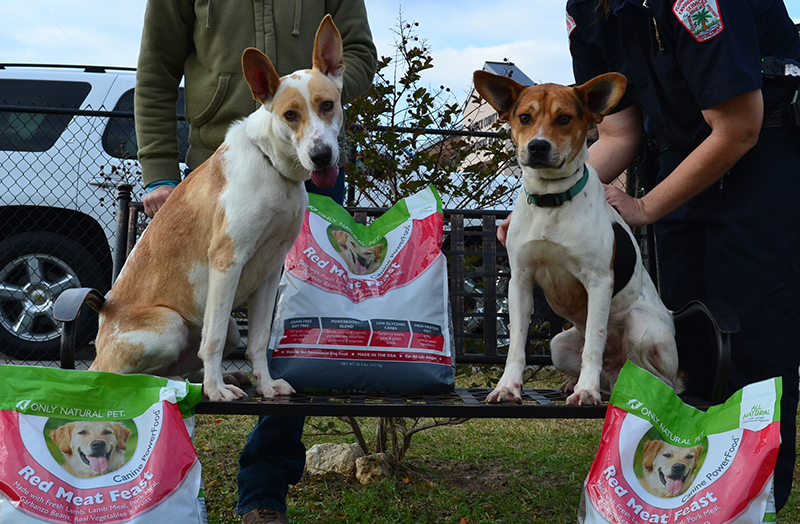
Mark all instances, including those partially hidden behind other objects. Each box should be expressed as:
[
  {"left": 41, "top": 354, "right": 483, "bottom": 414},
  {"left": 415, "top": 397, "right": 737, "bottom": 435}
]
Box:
[
  {"left": 604, "top": 184, "right": 650, "bottom": 227},
  {"left": 143, "top": 185, "right": 176, "bottom": 218},
  {"left": 497, "top": 212, "right": 512, "bottom": 246}
]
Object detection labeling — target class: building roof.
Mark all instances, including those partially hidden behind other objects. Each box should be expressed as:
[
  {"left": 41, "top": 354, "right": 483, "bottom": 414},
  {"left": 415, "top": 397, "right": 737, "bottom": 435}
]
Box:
[{"left": 482, "top": 61, "right": 535, "bottom": 86}]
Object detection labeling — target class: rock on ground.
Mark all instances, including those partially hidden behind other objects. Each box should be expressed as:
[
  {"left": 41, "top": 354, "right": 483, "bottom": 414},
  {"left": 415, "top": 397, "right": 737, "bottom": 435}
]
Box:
[{"left": 305, "top": 443, "right": 365, "bottom": 477}]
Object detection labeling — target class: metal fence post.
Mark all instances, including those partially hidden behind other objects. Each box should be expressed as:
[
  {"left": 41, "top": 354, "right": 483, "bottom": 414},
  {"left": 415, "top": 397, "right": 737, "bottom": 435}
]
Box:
[{"left": 112, "top": 183, "right": 132, "bottom": 284}]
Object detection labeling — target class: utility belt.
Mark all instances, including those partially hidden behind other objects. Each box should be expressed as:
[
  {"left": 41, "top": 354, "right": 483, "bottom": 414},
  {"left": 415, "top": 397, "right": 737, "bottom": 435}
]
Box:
[
  {"left": 761, "top": 57, "right": 800, "bottom": 127},
  {"left": 762, "top": 102, "right": 794, "bottom": 128}
]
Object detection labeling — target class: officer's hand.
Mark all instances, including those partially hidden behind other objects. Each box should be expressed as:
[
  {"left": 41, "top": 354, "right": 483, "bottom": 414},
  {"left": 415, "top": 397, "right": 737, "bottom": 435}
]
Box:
[
  {"left": 604, "top": 184, "right": 650, "bottom": 227},
  {"left": 143, "top": 186, "right": 175, "bottom": 218}
]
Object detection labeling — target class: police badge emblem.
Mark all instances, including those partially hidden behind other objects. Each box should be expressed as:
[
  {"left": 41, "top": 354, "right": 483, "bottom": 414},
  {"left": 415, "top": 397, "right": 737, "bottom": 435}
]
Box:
[
  {"left": 566, "top": 11, "right": 576, "bottom": 37},
  {"left": 672, "top": 0, "right": 724, "bottom": 42}
]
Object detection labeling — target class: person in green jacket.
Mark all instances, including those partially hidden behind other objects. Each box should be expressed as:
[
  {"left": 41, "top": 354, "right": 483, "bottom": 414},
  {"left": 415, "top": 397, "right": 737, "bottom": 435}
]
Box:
[
  {"left": 133, "top": 2, "right": 377, "bottom": 523},
  {"left": 134, "top": 0, "right": 377, "bottom": 217}
]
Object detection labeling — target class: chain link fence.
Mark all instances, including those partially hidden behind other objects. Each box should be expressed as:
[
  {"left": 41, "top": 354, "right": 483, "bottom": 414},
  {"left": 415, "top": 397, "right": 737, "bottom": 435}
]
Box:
[
  {"left": 1, "top": 101, "right": 137, "bottom": 365},
  {"left": 1, "top": 99, "right": 644, "bottom": 370}
]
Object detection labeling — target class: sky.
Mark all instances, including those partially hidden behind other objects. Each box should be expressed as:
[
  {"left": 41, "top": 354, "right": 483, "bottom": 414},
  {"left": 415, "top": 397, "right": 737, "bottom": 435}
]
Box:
[{"left": 3, "top": 0, "right": 800, "bottom": 104}]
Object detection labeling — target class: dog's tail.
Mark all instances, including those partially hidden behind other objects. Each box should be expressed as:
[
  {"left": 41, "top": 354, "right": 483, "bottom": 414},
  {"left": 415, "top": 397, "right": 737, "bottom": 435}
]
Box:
[{"left": 674, "top": 372, "right": 687, "bottom": 395}]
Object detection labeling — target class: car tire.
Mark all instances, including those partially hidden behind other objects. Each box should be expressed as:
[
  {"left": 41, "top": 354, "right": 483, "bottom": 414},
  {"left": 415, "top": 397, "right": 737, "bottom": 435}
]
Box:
[{"left": 0, "top": 231, "right": 105, "bottom": 361}]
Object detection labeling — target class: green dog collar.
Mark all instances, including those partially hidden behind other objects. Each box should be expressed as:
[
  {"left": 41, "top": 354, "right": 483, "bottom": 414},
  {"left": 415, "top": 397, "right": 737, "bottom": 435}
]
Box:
[{"left": 524, "top": 165, "right": 589, "bottom": 207}]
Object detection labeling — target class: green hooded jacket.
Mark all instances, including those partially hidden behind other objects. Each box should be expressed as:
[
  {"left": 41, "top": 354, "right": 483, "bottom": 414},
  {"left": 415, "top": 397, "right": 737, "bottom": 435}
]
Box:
[{"left": 134, "top": 0, "right": 378, "bottom": 186}]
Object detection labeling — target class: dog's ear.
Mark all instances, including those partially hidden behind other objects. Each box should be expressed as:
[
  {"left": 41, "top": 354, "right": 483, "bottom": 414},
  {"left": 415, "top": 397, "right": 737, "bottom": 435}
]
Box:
[
  {"left": 641, "top": 440, "right": 663, "bottom": 471},
  {"left": 332, "top": 230, "right": 347, "bottom": 246},
  {"left": 472, "top": 70, "right": 526, "bottom": 121},
  {"left": 573, "top": 72, "right": 627, "bottom": 123},
  {"left": 242, "top": 47, "right": 282, "bottom": 105},
  {"left": 49, "top": 423, "right": 74, "bottom": 455},
  {"left": 113, "top": 423, "right": 132, "bottom": 451},
  {"left": 313, "top": 14, "right": 345, "bottom": 88}
]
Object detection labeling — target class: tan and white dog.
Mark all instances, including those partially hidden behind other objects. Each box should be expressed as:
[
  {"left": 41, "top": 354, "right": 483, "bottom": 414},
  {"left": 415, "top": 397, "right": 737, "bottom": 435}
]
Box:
[
  {"left": 640, "top": 440, "right": 704, "bottom": 498},
  {"left": 49, "top": 421, "right": 131, "bottom": 478},
  {"left": 331, "top": 229, "right": 384, "bottom": 275},
  {"left": 91, "top": 16, "right": 345, "bottom": 401},
  {"left": 473, "top": 71, "right": 681, "bottom": 405}
]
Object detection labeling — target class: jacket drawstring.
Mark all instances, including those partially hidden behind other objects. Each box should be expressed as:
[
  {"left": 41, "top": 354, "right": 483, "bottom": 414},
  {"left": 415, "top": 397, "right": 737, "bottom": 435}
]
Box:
[
  {"left": 206, "top": 0, "right": 213, "bottom": 29},
  {"left": 292, "top": 0, "right": 302, "bottom": 35}
]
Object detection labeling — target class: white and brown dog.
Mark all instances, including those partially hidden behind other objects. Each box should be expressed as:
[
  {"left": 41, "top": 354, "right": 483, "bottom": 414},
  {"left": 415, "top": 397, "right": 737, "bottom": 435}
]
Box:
[
  {"left": 91, "top": 16, "right": 345, "bottom": 401},
  {"left": 473, "top": 71, "right": 681, "bottom": 405}
]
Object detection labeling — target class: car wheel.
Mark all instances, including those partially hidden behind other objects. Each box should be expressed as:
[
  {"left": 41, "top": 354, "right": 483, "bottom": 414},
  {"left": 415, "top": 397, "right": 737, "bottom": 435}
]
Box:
[{"left": 0, "top": 232, "right": 106, "bottom": 361}]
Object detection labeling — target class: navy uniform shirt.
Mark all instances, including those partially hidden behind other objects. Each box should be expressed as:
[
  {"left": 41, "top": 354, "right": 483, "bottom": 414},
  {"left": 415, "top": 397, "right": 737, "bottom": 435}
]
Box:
[{"left": 567, "top": 0, "right": 800, "bottom": 151}]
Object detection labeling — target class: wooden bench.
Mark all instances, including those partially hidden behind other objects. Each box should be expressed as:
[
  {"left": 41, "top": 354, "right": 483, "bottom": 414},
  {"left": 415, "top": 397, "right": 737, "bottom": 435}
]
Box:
[{"left": 53, "top": 185, "right": 739, "bottom": 419}]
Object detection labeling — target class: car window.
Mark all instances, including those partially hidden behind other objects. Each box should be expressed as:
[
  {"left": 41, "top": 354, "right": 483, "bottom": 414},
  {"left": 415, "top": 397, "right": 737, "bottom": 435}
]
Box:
[
  {"left": 102, "top": 88, "right": 189, "bottom": 162},
  {"left": 0, "top": 79, "right": 91, "bottom": 152}
]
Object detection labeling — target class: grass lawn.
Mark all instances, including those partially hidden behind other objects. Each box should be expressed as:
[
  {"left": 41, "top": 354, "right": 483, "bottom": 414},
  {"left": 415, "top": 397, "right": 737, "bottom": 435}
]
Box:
[{"left": 194, "top": 370, "right": 800, "bottom": 523}]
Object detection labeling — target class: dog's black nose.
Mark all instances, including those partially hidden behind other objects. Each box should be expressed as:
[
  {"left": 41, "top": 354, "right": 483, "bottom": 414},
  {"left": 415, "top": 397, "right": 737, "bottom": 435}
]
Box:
[
  {"left": 670, "top": 463, "right": 687, "bottom": 476},
  {"left": 527, "top": 139, "right": 551, "bottom": 160},
  {"left": 91, "top": 440, "right": 106, "bottom": 451},
  {"left": 310, "top": 144, "right": 333, "bottom": 167}
]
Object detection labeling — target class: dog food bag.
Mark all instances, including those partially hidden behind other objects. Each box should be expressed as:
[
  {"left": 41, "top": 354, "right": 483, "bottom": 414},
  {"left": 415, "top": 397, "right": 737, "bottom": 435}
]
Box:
[
  {"left": 579, "top": 361, "right": 781, "bottom": 524},
  {"left": 0, "top": 365, "right": 206, "bottom": 524},
  {"left": 268, "top": 185, "right": 454, "bottom": 394}
]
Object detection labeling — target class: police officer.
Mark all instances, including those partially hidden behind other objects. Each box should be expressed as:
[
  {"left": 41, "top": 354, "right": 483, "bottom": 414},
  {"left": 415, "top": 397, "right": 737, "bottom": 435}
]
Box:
[{"left": 565, "top": 0, "right": 800, "bottom": 511}]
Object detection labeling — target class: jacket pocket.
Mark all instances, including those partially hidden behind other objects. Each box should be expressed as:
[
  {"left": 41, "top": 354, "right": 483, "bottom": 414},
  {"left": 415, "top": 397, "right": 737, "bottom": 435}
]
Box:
[{"left": 193, "top": 73, "right": 232, "bottom": 128}]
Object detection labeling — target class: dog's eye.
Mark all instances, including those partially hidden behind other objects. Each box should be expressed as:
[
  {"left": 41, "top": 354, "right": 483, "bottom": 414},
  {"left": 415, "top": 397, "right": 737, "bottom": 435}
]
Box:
[
  {"left": 321, "top": 101, "right": 334, "bottom": 112},
  {"left": 518, "top": 114, "right": 531, "bottom": 125},
  {"left": 78, "top": 430, "right": 87, "bottom": 435},
  {"left": 557, "top": 114, "right": 572, "bottom": 125},
  {"left": 284, "top": 110, "right": 298, "bottom": 122},
  {"left": 662, "top": 453, "right": 673, "bottom": 458}
]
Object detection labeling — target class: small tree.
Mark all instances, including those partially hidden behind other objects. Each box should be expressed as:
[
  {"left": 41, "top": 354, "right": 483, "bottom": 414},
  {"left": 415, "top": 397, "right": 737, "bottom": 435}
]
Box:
[{"left": 344, "top": 11, "right": 517, "bottom": 210}]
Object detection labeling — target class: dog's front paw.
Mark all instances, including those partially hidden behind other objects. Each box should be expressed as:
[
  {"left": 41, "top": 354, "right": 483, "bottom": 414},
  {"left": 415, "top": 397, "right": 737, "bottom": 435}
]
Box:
[
  {"left": 257, "top": 379, "right": 296, "bottom": 399},
  {"left": 565, "top": 387, "right": 601, "bottom": 406},
  {"left": 205, "top": 383, "right": 247, "bottom": 402},
  {"left": 486, "top": 380, "right": 523, "bottom": 404}
]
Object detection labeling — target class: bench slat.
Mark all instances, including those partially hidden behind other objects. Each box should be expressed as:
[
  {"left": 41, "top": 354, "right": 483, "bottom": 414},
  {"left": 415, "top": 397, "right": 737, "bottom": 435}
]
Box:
[{"left": 193, "top": 387, "right": 612, "bottom": 418}]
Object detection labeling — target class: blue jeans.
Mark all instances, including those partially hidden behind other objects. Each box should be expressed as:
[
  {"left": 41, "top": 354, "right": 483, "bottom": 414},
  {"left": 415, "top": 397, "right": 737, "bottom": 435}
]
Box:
[
  {"left": 236, "top": 416, "right": 306, "bottom": 515},
  {"left": 236, "top": 167, "right": 345, "bottom": 516}
]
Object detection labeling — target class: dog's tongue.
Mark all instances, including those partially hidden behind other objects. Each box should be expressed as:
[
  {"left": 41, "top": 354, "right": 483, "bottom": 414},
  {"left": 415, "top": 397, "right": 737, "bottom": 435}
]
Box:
[
  {"left": 310, "top": 166, "right": 338, "bottom": 189},
  {"left": 89, "top": 455, "right": 108, "bottom": 473},
  {"left": 665, "top": 477, "right": 683, "bottom": 495}
]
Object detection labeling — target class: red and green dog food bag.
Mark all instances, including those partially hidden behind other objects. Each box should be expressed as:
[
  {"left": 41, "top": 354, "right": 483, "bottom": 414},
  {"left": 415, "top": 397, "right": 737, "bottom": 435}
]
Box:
[
  {"left": 0, "top": 365, "right": 206, "bottom": 523},
  {"left": 268, "top": 185, "right": 454, "bottom": 394},
  {"left": 580, "top": 361, "right": 781, "bottom": 524}
]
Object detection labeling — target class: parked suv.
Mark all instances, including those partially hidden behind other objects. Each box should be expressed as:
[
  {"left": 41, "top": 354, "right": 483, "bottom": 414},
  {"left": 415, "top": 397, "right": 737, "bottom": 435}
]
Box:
[{"left": 0, "top": 64, "right": 187, "bottom": 360}]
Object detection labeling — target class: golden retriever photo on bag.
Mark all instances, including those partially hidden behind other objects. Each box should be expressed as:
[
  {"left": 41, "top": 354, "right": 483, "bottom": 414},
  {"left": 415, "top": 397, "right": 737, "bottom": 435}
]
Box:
[
  {"left": 635, "top": 431, "right": 705, "bottom": 498},
  {"left": 46, "top": 419, "right": 136, "bottom": 478},
  {"left": 328, "top": 226, "right": 386, "bottom": 275}
]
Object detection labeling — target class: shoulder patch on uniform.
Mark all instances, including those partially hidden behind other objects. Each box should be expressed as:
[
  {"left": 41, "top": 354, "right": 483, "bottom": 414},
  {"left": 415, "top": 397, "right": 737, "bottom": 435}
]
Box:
[
  {"left": 672, "top": 0, "right": 724, "bottom": 42},
  {"left": 566, "top": 12, "right": 576, "bottom": 37}
]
